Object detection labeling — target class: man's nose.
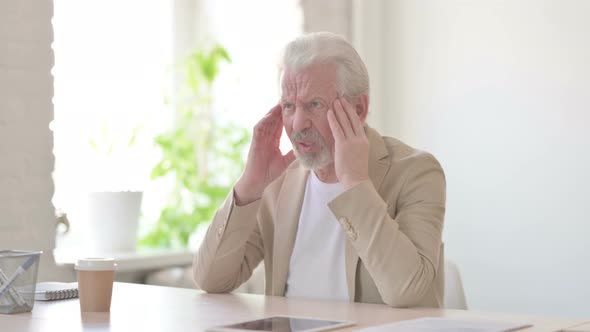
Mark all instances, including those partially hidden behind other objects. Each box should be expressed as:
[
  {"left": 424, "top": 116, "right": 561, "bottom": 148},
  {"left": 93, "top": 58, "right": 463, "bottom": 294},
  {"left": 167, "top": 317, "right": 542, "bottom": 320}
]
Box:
[{"left": 292, "top": 106, "right": 311, "bottom": 133}]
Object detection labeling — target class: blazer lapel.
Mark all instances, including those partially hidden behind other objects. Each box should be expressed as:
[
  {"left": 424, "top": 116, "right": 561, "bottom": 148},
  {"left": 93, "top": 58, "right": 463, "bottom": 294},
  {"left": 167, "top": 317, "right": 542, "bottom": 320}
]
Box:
[
  {"left": 272, "top": 164, "right": 309, "bottom": 296},
  {"left": 345, "top": 126, "right": 390, "bottom": 301}
]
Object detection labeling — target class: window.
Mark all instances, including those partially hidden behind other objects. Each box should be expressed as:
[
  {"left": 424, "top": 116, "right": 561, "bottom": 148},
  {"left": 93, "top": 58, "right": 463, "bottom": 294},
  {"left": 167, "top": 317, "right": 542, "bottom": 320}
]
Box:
[{"left": 52, "top": 0, "right": 302, "bottom": 251}]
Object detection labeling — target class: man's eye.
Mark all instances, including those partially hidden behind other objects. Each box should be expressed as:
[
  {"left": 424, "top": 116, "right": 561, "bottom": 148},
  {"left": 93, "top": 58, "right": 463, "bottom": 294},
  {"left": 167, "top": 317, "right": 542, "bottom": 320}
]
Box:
[
  {"left": 282, "top": 103, "right": 294, "bottom": 111},
  {"left": 306, "top": 101, "right": 322, "bottom": 111}
]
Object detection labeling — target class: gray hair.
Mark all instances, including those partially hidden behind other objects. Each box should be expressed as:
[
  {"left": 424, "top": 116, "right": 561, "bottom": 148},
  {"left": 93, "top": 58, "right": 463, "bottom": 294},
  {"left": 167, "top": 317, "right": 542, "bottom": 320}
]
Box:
[{"left": 279, "top": 32, "right": 370, "bottom": 99}]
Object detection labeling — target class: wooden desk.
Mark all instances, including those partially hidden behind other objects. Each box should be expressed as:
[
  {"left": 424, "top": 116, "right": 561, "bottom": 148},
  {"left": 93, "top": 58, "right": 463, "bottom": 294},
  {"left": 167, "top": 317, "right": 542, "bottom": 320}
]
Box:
[
  {"left": 0, "top": 283, "right": 587, "bottom": 332},
  {"left": 564, "top": 322, "right": 590, "bottom": 332}
]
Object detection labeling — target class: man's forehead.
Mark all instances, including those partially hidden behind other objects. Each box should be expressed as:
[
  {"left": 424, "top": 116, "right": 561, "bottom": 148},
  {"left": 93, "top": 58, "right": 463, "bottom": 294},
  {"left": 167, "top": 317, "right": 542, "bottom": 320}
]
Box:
[
  {"left": 280, "top": 88, "right": 327, "bottom": 101},
  {"left": 280, "top": 67, "right": 338, "bottom": 99}
]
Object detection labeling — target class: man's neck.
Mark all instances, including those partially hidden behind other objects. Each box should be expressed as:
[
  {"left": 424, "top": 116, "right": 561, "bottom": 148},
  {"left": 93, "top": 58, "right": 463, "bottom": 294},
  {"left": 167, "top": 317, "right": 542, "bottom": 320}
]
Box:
[{"left": 313, "top": 164, "right": 338, "bottom": 183}]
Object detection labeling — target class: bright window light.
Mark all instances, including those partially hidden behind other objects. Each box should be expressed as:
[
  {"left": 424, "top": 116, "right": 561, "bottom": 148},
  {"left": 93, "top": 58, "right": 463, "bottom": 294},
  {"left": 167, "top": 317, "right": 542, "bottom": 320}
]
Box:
[
  {"left": 51, "top": 0, "right": 302, "bottom": 251},
  {"left": 52, "top": 0, "right": 173, "bottom": 249}
]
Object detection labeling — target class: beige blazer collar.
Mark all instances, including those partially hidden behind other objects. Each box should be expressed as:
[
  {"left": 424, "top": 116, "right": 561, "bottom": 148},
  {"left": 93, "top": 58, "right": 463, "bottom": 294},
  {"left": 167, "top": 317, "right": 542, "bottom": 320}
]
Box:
[{"left": 271, "top": 126, "right": 390, "bottom": 299}]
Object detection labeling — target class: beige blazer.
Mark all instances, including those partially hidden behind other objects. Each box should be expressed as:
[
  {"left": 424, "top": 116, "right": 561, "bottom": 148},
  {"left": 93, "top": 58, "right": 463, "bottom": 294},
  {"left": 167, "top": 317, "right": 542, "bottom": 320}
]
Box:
[{"left": 193, "top": 127, "right": 446, "bottom": 308}]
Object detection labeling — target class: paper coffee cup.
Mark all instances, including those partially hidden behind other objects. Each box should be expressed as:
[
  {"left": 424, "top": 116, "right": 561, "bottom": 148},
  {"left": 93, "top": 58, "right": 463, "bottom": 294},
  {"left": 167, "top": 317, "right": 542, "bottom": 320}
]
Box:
[{"left": 75, "top": 258, "right": 117, "bottom": 312}]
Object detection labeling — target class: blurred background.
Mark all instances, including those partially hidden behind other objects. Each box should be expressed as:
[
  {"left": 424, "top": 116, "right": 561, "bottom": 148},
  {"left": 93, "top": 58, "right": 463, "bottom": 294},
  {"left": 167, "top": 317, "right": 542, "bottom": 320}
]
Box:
[{"left": 1, "top": 0, "right": 589, "bottom": 319}]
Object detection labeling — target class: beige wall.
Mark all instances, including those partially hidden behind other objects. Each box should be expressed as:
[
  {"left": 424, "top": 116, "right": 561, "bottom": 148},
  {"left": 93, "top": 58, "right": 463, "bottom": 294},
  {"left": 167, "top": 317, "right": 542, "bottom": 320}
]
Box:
[
  {"left": 301, "top": 0, "right": 352, "bottom": 39},
  {"left": 354, "top": 0, "right": 590, "bottom": 318},
  {"left": 0, "top": 0, "right": 67, "bottom": 280}
]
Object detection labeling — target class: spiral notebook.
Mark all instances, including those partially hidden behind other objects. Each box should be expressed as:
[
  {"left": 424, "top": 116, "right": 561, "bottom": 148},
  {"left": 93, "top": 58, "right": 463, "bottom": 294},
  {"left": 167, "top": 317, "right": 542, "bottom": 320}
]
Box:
[{"left": 35, "top": 282, "right": 78, "bottom": 301}]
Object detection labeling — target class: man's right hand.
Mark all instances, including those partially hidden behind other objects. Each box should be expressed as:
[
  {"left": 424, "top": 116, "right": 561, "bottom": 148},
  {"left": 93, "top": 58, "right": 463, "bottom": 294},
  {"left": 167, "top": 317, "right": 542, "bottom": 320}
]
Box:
[{"left": 234, "top": 104, "right": 295, "bottom": 206}]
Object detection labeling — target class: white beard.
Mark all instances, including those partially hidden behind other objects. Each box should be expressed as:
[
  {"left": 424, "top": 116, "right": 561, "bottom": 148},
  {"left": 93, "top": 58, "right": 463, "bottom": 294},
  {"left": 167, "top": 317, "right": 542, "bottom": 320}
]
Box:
[{"left": 291, "top": 129, "right": 333, "bottom": 170}]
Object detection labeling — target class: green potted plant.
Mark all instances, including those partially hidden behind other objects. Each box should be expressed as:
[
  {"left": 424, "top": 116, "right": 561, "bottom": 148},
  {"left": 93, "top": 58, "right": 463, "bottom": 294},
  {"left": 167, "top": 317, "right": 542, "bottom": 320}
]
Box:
[{"left": 140, "top": 45, "right": 250, "bottom": 249}]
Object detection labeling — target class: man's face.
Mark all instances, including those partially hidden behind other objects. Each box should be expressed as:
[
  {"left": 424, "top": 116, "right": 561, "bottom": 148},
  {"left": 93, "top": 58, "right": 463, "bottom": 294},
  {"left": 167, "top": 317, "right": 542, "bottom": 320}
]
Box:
[{"left": 281, "top": 63, "right": 339, "bottom": 170}]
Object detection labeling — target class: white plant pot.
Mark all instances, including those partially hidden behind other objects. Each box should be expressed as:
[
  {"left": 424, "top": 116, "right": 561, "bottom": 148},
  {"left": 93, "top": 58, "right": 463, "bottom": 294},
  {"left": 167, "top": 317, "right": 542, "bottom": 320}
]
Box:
[{"left": 87, "top": 191, "right": 143, "bottom": 253}]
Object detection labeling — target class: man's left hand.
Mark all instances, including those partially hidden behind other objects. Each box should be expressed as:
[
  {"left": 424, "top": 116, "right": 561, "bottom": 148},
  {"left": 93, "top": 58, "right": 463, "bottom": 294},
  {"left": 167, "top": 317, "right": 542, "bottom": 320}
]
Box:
[{"left": 327, "top": 97, "right": 370, "bottom": 190}]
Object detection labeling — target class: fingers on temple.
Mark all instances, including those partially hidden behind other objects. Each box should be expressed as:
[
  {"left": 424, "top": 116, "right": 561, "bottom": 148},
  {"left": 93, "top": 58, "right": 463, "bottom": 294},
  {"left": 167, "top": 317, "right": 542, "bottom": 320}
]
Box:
[
  {"left": 327, "top": 109, "right": 344, "bottom": 141},
  {"left": 255, "top": 105, "right": 282, "bottom": 139},
  {"left": 333, "top": 99, "right": 353, "bottom": 137},
  {"left": 272, "top": 108, "right": 284, "bottom": 138},
  {"left": 340, "top": 98, "right": 362, "bottom": 135}
]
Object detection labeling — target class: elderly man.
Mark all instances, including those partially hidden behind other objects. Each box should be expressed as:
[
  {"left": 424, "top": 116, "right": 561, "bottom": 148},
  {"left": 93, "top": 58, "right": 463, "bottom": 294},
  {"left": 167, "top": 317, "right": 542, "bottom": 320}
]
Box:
[{"left": 193, "top": 32, "right": 446, "bottom": 308}]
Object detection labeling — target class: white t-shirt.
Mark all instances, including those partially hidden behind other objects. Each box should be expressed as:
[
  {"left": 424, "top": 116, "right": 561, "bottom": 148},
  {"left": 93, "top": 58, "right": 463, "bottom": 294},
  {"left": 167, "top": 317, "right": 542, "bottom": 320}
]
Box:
[{"left": 284, "top": 171, "right": 349, "bottom": 301}]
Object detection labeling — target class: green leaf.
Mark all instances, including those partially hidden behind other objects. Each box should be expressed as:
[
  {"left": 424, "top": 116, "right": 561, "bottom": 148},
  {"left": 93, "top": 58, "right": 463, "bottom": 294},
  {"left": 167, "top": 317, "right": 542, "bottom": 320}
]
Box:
[{"left": 141, "top": 44, "right": 252, "bottom": 249}]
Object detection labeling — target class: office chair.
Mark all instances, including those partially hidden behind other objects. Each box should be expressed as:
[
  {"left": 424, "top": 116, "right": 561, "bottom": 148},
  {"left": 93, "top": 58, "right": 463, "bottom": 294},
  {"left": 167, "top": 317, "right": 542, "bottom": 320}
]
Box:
[{"left": 444, "top": 259, "right": 468, "bottom": 309}]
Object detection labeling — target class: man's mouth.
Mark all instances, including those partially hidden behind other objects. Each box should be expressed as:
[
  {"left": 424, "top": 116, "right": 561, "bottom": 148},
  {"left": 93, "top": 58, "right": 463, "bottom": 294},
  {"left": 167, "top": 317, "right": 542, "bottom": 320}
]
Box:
[{"left": 297, "top": 141, "right": 315, "bottom": 153}]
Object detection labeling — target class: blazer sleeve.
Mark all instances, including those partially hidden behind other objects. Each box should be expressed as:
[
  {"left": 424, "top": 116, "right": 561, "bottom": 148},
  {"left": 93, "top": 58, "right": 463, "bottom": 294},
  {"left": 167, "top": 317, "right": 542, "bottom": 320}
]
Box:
[
  {"left": 192, "top": 190, "right": 265, "bottom": 293},
  {"left": 327, "top": 154, "right": 446, "bottom": 307}
]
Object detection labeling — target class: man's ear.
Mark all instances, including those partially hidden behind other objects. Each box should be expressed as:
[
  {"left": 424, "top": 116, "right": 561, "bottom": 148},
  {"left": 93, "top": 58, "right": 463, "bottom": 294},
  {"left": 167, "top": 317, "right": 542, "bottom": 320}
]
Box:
[{"left": 354, "top": 94, "right": 369, "bottom": 123}]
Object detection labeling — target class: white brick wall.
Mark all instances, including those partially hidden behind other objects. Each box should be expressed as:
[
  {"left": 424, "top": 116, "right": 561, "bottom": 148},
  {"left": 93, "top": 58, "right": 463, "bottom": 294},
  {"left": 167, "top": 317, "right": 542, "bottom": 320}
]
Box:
[{"left": 0, "top": 0, "right": 68, "bottom": 281}]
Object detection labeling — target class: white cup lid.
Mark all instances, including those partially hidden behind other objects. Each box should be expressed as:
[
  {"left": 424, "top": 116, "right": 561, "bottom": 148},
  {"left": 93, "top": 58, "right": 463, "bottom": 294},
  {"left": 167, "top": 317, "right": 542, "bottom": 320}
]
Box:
[{"left": 75, "top": 258, "right": 117, "bottom": 271}]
